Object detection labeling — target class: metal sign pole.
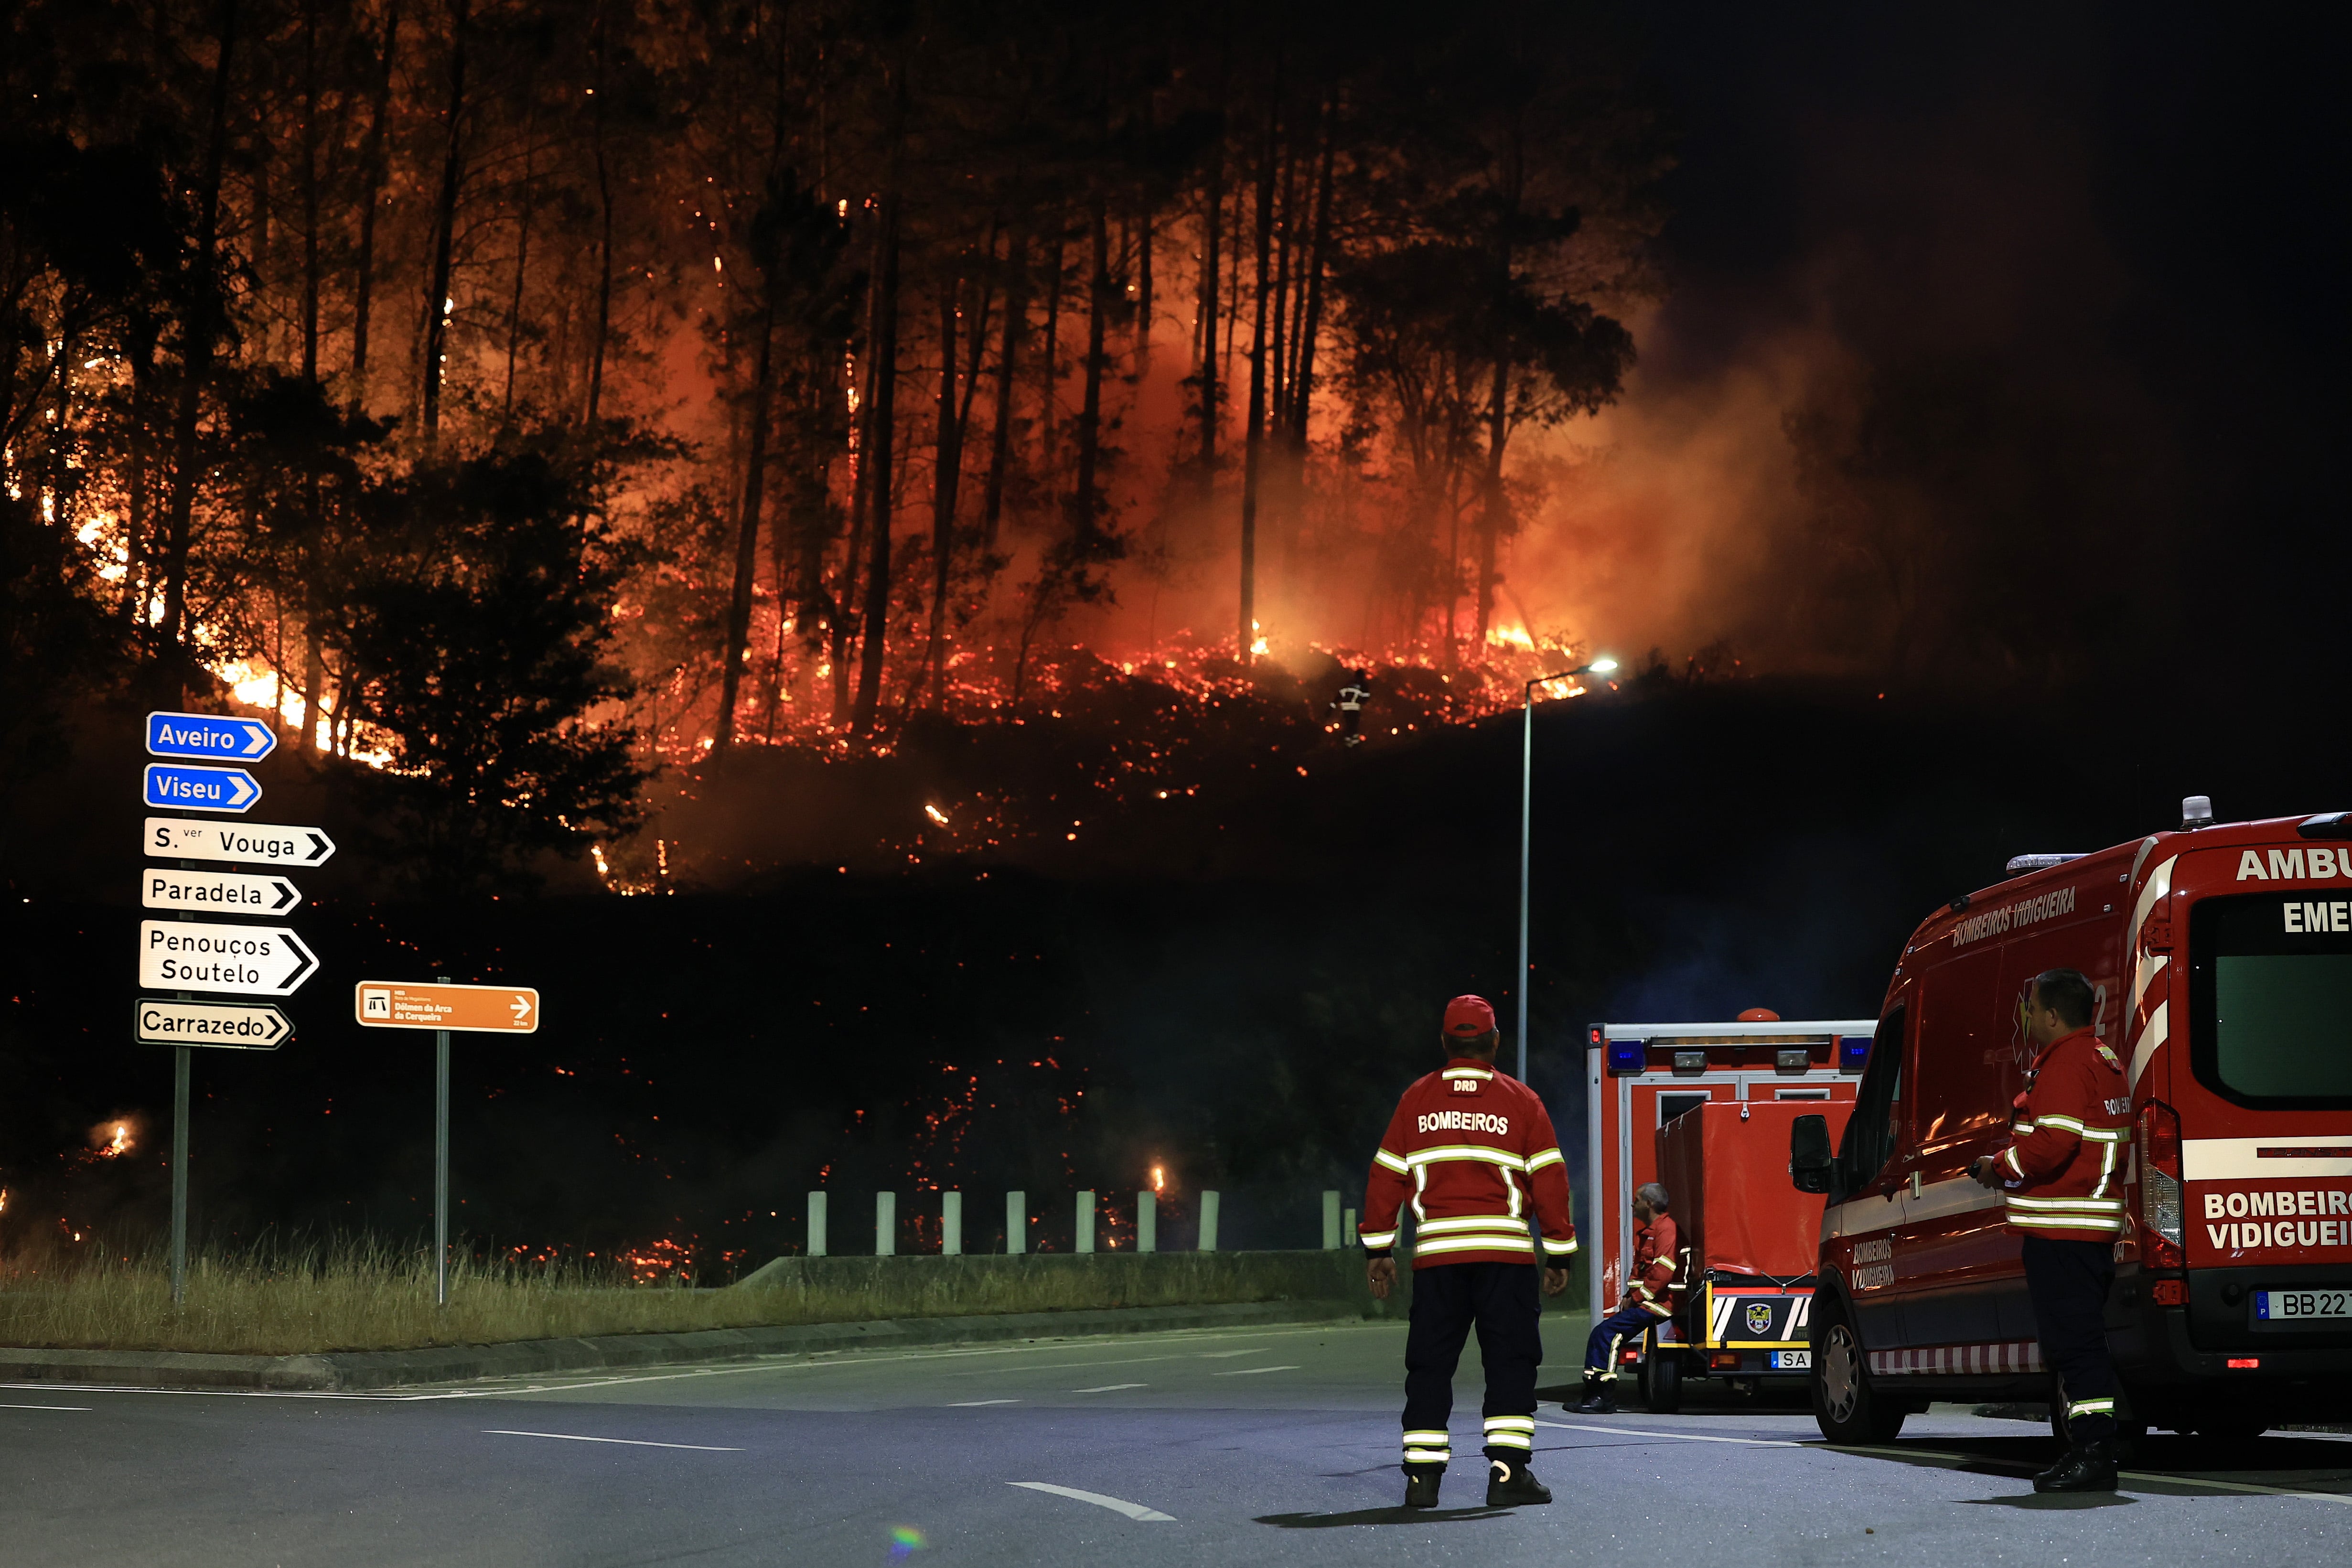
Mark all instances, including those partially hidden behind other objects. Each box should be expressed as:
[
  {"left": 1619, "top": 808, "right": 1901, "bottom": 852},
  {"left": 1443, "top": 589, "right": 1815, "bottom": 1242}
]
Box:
[
  {"left": 170, "top": 1044, "right": 190, "bottom": 1306},
  {"left": 435, "top": 972, "right": 452, "bottom": 1308}
]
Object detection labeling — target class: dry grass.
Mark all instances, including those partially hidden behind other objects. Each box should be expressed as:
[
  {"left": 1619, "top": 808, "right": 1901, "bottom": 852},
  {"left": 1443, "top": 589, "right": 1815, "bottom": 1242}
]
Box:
[{"left": 0, "top": 1239, "right": 1374, "bottom": 1357}]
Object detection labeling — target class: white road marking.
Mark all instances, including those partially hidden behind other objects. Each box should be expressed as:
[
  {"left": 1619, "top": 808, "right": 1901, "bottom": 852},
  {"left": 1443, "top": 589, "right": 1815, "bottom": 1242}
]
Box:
[
  {"left": 1196, "top": 1350, "right": 1261, "bottom": 1358},
  {"left": 1070, "top": 1384, "right": 1147, "bottom": 1394},
  {"left": 1212, "top": 1365, "right": 1300, "bottom": 1376},
  {"left": 1008, "top": 1482, "right": 1174, "bottom": 1521},
  {"left": 948, "top": 1399, "right": 1020, "bottom": 1407},
  {"left": 0, "top": 1402, "right": 89, "bottom": 1411},
  {"left": 1536, "top": 1420, "right": 1800, "bottom": 1448},
  {"left": 483, "top": 1429, "right": 743, "bottom": 1452}
]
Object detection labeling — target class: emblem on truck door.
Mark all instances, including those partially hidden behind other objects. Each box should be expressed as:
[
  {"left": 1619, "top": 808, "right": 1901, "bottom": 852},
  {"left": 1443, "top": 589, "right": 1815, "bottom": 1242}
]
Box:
[{"left": 1745, "top": 1301, "right": 1775, "bottom": 1336}]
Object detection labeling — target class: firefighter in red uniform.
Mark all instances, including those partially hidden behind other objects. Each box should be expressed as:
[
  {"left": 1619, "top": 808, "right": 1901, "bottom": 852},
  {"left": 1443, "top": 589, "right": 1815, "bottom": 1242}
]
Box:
[
  {"left": 1572, "top": 1183, "right": 1678, "bottom": 1412},
  {"left": 1969, "top": 967, "right": 2133, "bottom": 1493},
  {"left": 1362, "top": 995, "right": 1577, "bottom": 1509}
]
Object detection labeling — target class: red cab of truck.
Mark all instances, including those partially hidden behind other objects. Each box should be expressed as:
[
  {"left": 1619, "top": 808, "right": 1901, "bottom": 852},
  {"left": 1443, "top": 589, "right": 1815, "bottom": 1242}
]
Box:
[{"left": 1791, "top": 800, "right": 2352, "bottom": 1443}]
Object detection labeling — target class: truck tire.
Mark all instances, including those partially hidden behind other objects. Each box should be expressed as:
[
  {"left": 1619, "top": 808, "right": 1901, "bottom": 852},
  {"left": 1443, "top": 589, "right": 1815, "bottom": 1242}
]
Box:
[
  {"left": 1810, "top": 1300, "right": 1906, "bottom": 1445},
  {"left": 1642, "top": 1349, "right": 1682, "bottom": 1414}
]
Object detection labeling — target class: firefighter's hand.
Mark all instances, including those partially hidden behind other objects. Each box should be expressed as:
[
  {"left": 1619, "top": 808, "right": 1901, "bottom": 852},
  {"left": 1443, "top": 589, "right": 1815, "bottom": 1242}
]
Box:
[
  {"left": 1968, "top": 1156, "right": 2002, "bottom": 1189},
  {"left": 1542, "top": 1267, "right": 1568, "bottom": 1297},
  {"left": 1367, "top": 1257, "right": 1397, "bottom": 1300}
]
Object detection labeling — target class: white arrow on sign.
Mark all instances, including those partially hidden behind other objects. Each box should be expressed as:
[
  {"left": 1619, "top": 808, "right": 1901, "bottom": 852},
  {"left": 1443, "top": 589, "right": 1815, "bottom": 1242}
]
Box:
[
  {"left": 138, "top": 920, "right": 320, "bottom": 997},
  {"left": 141, "top": 868, "right": 301, "bottom": 914},
  {"left": 134, "top": 998, "right": 292, "bottom": 1049},
  {"left": 145, "top": 816, "right": 336, "bottom": 868}
]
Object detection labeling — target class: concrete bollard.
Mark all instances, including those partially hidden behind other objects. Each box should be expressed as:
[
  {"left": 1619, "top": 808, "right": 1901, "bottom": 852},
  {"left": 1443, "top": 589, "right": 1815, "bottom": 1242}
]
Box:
[
  {"left": 875, "top": 1192, "right": 897, "bottom": 1256},
  {"left": 1322, "top": 1190, "right": 1342, "bottom": 1250},
  {"left": 807, "top": 1191, "right": 828, "bottom": 1257},
  {"left": 1344, "top": 1206, "right": 1358, "bottom": 1246},
  {"left": 1138, "top": 1190, "right": 1157, "bottom": 1253},
  {"left": 1075, "top": 1191, "right": 1096, "bottom": 1253},
  {"left": 1199, "top": 1190, "right": 1220, "bottom": 1252},
  {"left": 1006, "top": 1190, "right": 1026, "bottom": 1254},
  {"left": 942, "top": 1191, "right": 963, "bottom": 1256}
]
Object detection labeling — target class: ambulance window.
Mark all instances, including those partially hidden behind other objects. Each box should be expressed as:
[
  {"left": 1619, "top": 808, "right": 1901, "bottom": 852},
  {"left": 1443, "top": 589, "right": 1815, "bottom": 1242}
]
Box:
[
  {"left": 1912, "top": 948, "right": 2015, "bottom": 1150},
  {"left": 1837, "top": 1005, "right": 1906, "bottom": 1190},
  {"left": 1658, "top": 1094, "right": 1708, "bottom": 1128},
  {"left": 2191, "top": 891, "right": 2352, "bottom": 1107}
]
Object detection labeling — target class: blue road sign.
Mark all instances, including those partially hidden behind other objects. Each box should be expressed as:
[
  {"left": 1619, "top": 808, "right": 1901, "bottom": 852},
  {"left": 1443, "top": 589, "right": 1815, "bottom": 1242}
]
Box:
[
  {"left": 146, "top": 710, "right": 277, "bottom": 762},
  {"left": 143, "top": 763, "right": 261, "bottom": 814}
]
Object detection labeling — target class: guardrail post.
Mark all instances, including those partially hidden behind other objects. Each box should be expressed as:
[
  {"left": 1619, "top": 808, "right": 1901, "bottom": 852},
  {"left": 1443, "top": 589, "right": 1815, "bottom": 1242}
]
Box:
[
  {"left": 1006, "top": 1190, "right": 1025, "bottom": 1253},
  {"left": 875, "top": 1192, "right": 897, "bottom": 1256},
  {"left": 1321, "top": 1190, "right": 1342, "bottom": 1249},
  {"left": 1075, "top": 1190, "right": 1095, "bottom": 1253},
  {"left": 807, "top": 1190, "right": 828, "bottom": 1257},
  {"left": 1138, "top": 1190, "right": 1157, "bottom": 1253},
  {"left": 1344, "top": 1206, "right": 1358, "bottom": 1246},
  {"left": 942, "top": 1190, "right": 962, "bottom": 1255},
  {"left": 1199, "top": 1191, "right": 1220, "bottom": 1252}
]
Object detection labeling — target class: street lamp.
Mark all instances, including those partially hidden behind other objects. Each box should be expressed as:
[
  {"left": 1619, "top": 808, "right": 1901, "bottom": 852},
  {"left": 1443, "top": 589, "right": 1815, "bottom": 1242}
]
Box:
[{"left": 1516, "top": 658, "right": 1616, "bottom": 1082}]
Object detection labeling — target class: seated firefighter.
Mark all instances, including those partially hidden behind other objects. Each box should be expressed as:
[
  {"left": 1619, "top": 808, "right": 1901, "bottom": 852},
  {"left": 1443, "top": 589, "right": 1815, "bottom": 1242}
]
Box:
[{"left": 1574, "top": 1182, "right": 1679, "bottom": 1413}]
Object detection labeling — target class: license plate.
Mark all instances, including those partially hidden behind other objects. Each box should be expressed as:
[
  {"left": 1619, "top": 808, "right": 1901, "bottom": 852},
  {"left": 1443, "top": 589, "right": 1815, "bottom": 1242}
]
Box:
[
  {"left": 2255, "top": 1289, "right": 2352, "bottom": 1322},
  {"left": 1770, "top": 1350, "right": 1812, "bottom": 1369}
]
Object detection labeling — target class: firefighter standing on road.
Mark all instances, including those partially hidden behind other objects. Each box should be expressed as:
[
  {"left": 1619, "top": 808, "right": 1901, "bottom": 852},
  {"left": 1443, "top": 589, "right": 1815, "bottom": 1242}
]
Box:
[
  {"left": 1362, "top": 995, "right": 1578, "bottom": 1509},
  {"left": 1969, "top": 967, "right": 2132, "bottom": 1494},
  {"left": 1572, "top": 1184, "right": 1679, "bottom": 1413}
]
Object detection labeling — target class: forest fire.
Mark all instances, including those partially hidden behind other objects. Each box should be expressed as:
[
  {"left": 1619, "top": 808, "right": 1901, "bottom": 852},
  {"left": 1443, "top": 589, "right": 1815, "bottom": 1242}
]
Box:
[{"left": 86, "top": 1120, "right": 135, "bottom": 1160}]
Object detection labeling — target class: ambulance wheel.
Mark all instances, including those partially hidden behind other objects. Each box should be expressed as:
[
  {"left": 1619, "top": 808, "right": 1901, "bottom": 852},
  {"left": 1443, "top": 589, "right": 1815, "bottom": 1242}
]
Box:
[
  {"left": 1811, "top": 1305, "right": 1905, "bottom": 1444},
  {"left": 1641, "top": 1350, "right": 1682, "bottom": 1414}
]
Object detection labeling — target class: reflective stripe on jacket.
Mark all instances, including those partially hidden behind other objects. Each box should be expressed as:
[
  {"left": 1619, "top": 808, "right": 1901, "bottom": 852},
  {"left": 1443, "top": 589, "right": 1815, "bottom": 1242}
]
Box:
[
  {"left": 2000, "top": 1025, "right": 2132, "bottom": 1238},
  {"left": 1360, "top": 1060, "right": 1577, "bottom": 1268}
]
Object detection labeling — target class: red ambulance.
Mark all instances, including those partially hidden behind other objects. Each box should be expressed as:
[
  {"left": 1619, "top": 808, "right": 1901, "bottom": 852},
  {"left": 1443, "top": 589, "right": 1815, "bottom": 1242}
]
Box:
[
  {"left": 1790, "top": 799, "right": 2352, "bottom": 1444},
  {"left": 1586, "top": 1014, "right": 1871, "bottom": 1410}
]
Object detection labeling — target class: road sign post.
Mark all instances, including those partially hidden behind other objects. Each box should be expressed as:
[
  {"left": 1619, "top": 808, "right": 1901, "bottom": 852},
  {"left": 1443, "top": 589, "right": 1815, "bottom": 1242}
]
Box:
[
  {"left": 171, "top": 1045, "right": 189, "bottom": 1306},
  {"left": 354, "top": 980, "right": 541, "bottom": 1307}
]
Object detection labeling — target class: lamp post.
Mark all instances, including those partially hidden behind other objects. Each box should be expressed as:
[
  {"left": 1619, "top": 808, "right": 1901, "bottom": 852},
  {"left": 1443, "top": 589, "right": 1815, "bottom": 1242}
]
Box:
[{"left": 1517, "top": 659, "right": 1615, "bottom": 1082}]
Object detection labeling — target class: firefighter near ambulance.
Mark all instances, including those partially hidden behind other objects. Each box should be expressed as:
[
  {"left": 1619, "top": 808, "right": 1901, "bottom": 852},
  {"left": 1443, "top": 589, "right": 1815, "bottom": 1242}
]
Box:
[
  {"left": 1574, "top": 1183, "right": 1677, "bottom": 1413},
  {"left": 1361, "top": 995, "right": 1577, "bottom": 1509}
]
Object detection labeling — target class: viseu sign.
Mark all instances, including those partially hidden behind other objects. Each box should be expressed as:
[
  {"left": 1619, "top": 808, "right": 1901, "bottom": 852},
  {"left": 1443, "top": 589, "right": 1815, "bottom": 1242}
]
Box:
[{"left": 142, "top": 762, "right": 261, "bottom": 813}]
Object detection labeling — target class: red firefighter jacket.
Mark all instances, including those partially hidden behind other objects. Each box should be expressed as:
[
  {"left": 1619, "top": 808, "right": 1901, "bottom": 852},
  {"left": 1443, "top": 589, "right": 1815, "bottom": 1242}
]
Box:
[
  {"left": 1625, "top": 1213, "right": 1680, "bottom": 1317},
  {"left": 1360, "top": 1059, "right": 1576, "bottom": 1268},
  {"left": 1998, "top": 1024, "right": 2132, "bottom": 1239}
]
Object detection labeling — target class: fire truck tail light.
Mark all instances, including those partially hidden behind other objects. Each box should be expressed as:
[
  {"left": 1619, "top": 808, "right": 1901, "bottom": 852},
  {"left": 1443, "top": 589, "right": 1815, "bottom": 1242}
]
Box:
[
  {"left": 1621, "top": 1348, "right": 1641, "bottom": 1365},
  {"left": 2227, "top": 1357, "right": 2260, "bottom": 1369},
  {"left": 2137, "top": 1100, "right": 2185, "bottom": 1268},
  {"left": 1709, "top": 1352, "right": 1740, "bottom": 1370},
  {"left": 2151, "top": 1279, "right": 2186, "bottom": 1306}
]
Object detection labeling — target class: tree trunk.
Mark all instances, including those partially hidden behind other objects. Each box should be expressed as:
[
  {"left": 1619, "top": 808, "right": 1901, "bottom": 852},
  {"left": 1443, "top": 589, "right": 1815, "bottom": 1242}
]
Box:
[
  {"left": 920, "top": 273, "right": 961, "bottom": 708},
  {"left": 1035, "top": 230, "right": 1063, "bottom": 469},
  {"left": 418, "top": 0, "right": 470, "bottom": 444},
  {"left": 299, "top": 0, "right": 321, "bottom": 387},
  {"left": 349, "top": 0, "right": 402, "bottom": 410},
  {"left": 1474, "top": 118, "right": 1524, "bottom": 653},
  {"left": 850, "top": 60, "right": 909, "bottom": 736},
  {"left": 711, "top": 278, "right": 779, "bottom": 759},
  {"left": 1133, "top": 200, "right": 1152, "bottom": 372},
  {"left": 1288, "top": 93, "right": 1334, "bottom": 450},
  {"left": 157, "top": 0, "right": 239, "bottom": 682},
  {"left": 1196, "top": 125, "right": 1221, "bottom": 493},
  {"left": 502, "top": 97, "right": 539, "bottom": 420},
  {"left": 980, "top": 228, "right": 1024, "bottom": 554},
  {"left": 584, "top": 1, "right": 615, "bottom": 430},
  {"left": 1236, "top": 74, "right": 1277, "bottom": 665},
  {"left": 1071, "top": 199, "right": 1109, "bottom": 554}
]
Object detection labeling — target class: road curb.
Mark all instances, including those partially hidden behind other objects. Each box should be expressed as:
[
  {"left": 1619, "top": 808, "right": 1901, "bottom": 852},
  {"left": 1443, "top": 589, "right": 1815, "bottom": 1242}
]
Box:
[{"left": 0, "top": 1298, "right": 1371, "bottom": 1394}]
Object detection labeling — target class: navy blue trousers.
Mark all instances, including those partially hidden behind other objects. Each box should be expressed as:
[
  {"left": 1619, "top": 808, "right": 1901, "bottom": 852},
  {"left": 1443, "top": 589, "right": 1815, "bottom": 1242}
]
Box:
[
  {"left": 2022, "top": 1236, "right": 2119, "bottom": 1443},
  {"left": 1400, "top": 1262, "right": 1543, "bottom": 1467},
  {"left": 1583, "top": 1304, "right": 1659, "bottom": 1378}
]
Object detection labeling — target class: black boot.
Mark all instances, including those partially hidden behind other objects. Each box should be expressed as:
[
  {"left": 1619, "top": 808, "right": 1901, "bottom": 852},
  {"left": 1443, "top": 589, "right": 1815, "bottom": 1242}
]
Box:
[
  {"left": 1571, "top": 1377, "right": 1616, "bottom": 1415},
  {"left": 1402, "top": 1463, "right": 1444, "bottom": 1509},
  {"left": 1486, "top": 1456, "right": 1553, "bottom": 1507},
  {"left": 2032, "top": 1440, "right": 2119, "bottom": 1493}
]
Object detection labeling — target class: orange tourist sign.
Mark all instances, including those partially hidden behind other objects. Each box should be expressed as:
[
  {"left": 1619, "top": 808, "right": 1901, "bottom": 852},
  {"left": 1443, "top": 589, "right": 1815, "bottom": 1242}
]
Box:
[{"left": 354, "top": 981, "right": 540, "bottom": 1033}]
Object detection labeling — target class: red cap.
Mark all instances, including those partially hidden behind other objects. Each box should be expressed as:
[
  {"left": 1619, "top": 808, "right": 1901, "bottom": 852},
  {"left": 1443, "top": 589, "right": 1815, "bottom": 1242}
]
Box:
[{"left": 1443, "top": 995, "right": 1497, "bottom": 1039}]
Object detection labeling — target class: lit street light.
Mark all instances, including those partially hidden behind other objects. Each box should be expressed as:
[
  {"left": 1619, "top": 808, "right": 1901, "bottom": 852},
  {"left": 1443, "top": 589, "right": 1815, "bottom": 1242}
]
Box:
[{"left": 1516, "top": 659, "right": 1616, "bottom": 1083}]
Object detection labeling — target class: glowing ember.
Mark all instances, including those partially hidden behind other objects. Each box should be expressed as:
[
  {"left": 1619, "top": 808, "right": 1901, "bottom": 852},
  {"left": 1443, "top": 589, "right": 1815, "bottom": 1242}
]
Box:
[
  {"left": 923, "top": 804, "right": 949, "bottom": 826},
  {"left": 87, "top": 1119, "right": 134, "bottom": 1158},
  {"left": 1151, "top": 1165, "right": 1165, "bottom": 1193}
]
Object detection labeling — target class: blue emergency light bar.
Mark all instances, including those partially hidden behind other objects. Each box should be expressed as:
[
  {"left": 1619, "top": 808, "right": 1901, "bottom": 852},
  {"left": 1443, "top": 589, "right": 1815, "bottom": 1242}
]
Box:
[
  {"left": 1839, "top": 1035, "right": 1872, "bottom": 1074},
  {"left": 1593, "top": 1023, "right": 1646, "bottom": 1076}
]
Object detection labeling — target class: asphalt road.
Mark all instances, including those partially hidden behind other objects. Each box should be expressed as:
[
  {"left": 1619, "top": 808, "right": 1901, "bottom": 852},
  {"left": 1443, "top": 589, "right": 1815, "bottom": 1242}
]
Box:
[{"left": 6, "top": 1319, "right": 2351, "bottom": 1566}]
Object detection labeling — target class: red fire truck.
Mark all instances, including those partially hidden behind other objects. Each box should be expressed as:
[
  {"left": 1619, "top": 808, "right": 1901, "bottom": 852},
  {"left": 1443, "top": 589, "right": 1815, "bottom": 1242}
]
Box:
[
  {"left": 1585, "top": 1014, "right": 1871, "bottom": 1409},
  {"left": 1790, "top": 800, "right": 2352, "bottom": 1444}
]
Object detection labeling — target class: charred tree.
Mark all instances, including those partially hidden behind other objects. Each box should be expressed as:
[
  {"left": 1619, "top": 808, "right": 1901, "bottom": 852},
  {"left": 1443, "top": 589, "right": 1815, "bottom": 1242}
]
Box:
[
  {"left": 1235, "top": 72, "right": 1277, "bottom": 665},
  {"left": 850, "top": 58, "right": 908, "bottom": 737},
  {"left": 919, "top": 272, "right": 961, "bottom": 709},
  {"left": 418, "top": 0, "right": 470, "bottom": 444},
  {"left": 980, "top": 227, "right": 1025, "bottom": 554},
  {"left": 348, "top": 0, "right": 401, "bottom": 411}
]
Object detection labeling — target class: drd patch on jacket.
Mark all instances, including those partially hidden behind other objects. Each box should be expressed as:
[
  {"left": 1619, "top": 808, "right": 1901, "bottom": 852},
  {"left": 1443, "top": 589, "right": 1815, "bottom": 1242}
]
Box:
[{"left": 1450, "top": 1077, "right": 1482, "bottom": 1095}]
